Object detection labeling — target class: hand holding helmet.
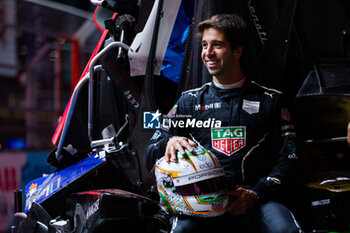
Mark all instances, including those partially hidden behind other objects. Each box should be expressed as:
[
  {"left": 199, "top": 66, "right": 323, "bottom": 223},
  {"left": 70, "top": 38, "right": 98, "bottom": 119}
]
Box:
[
  {"left": 155, "top": 145, "right": 229, "bottom": 217},
  {"left": 164, "top": 136, "right": 197, "bottom": 162}
]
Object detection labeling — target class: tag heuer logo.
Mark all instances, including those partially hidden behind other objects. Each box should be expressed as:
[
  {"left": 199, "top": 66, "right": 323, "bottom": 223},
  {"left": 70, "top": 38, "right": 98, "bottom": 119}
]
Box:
[{"left": 211, "top": 127, "right": 246, "bottom": 156}]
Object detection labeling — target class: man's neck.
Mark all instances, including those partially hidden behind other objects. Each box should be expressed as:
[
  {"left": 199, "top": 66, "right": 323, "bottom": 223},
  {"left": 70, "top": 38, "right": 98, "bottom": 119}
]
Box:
[
  {"left": 213, "top": 61, "right": 245, "bottom": 84},
  {"left": 213, "top": 70, "right": 245, "bottom": 85},
  {"left": 213, "top": 77, "right": 246, "bottom": 89}
]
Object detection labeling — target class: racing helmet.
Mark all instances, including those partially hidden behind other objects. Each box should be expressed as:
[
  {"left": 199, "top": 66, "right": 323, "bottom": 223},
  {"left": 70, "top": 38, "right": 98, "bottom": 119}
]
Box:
[{"left": 155, "top": 146, "right": 228, "bottom": 217}]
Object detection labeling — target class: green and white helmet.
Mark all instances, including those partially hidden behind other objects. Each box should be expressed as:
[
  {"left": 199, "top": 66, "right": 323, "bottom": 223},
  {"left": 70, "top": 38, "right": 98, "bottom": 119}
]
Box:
[{"left": 154, "top": 145, "right": 228, "bottom": 217}]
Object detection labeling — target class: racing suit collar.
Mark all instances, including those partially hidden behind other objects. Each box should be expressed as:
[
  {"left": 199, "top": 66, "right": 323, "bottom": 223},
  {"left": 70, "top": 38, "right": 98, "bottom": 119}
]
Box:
[
  {"left": 210, "top": 79, "right": 249, "bottom": 99},
  {"left": 213, "top": 77, "right": 246, "bottom": 89}
]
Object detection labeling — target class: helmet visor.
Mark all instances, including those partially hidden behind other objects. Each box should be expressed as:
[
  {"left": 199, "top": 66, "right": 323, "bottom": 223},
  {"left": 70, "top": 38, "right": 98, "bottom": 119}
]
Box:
[{"left": 175, "top": 176, "right": 226, "bottom": 196}]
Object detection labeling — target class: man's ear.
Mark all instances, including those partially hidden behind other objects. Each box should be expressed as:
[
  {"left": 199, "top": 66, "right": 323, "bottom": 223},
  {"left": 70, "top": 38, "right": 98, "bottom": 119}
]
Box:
[{"left": 233, "top": 46, "right": 243, "bottom": 59}]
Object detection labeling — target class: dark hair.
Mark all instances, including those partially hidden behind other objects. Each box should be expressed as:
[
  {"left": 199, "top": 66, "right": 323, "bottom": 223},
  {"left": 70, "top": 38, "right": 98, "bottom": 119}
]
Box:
[{"left": 197, "top": 14, "right": 247, "bottom": 51}]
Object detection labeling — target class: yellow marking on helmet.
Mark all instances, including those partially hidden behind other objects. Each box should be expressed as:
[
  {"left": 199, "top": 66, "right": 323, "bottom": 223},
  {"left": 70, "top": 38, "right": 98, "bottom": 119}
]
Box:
[
  {"left": 183, "top": 156, "right": 197, "bottom": 172},
  {"left": 207, "top": 150, "right": 218, "bottom": 167},
  {"left": 178, "top": 149, "right": 197, "bottom": 172},
  {"left": 155, "top": 164, "right": 183, "bottom": 178}
]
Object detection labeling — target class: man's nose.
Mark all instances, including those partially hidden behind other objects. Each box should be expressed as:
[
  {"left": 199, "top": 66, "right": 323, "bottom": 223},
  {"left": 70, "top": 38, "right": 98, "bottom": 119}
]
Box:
[{"left": 205, "top": 45, "right": 215, "bottom": 57}]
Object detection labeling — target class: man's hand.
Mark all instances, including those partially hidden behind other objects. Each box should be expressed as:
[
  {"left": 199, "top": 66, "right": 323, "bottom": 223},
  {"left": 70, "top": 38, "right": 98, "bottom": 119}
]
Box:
[
  {"left": 165, "top": 136, "right": 197, "bottom": 162},
  {"left": 228, "top": 187, "right": 257, "bottom": 215}
]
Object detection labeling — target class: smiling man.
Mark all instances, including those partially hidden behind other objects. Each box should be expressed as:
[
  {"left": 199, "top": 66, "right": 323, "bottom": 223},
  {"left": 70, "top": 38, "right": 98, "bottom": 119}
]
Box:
[
  {"left": 201, "top": 29, "right": 244, "bottom": 84},
  {"left": 145, "top": 14, "right": 302, "bottom": 233}
]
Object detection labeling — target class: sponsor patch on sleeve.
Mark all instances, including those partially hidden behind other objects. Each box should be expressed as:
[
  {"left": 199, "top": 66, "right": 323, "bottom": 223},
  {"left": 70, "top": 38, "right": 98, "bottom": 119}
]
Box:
[
  {"left": 150, "top": 130, "right": 162, "bottom": 142},
  {"left": 167, "top": 104, "right": 177, "bottom": 116}
]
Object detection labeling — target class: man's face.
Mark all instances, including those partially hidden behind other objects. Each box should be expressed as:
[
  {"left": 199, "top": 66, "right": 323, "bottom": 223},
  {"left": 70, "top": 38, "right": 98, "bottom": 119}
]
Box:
[{"left": 201, "top": 28, "right": 239, "bottom": 82}]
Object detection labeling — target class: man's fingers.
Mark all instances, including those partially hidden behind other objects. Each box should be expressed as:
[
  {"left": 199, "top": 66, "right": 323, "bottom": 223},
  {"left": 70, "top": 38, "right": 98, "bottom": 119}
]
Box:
[
  {"left": 228, "top": 195, "right": 246, "bottom": 215},
  {"left": 181, "top": 140, "right": 196, "bottom": 153},
  {"left": 228, "top": 188, "right": 257, "bottom": 215},
  {"left": 164, "top": 147, "right": 171, "bottom": 163},
  {"left": 188, "top": 139, "right": 197, "bottom": 146},
  {"left": 169, "top": 145, "right": 178, "bottom": 162},
  {"left": 229, "top": 188, "right": 244, "bottom": 196},
  {"left": 175, "top": 141, "right": 186, "bottom": 155},
  {"left": 165, "top": 136, "right": 198, "bottom": 163},
  {"left": 165, "top": 142, "right": 177, "bottom": 162}
]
